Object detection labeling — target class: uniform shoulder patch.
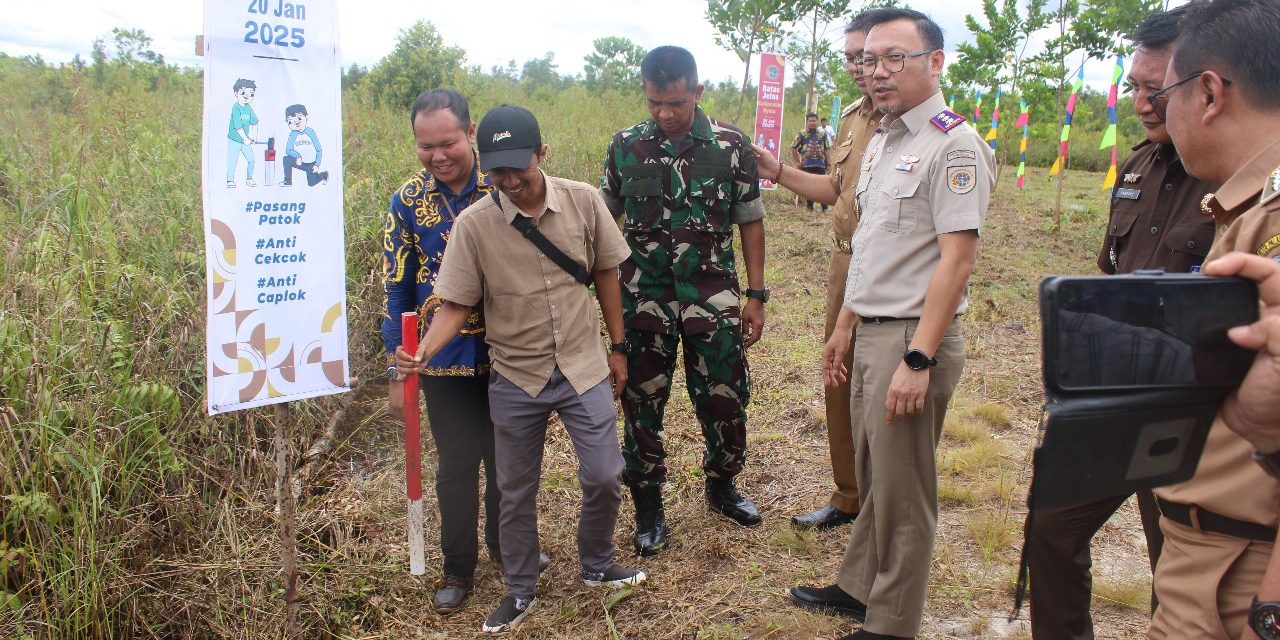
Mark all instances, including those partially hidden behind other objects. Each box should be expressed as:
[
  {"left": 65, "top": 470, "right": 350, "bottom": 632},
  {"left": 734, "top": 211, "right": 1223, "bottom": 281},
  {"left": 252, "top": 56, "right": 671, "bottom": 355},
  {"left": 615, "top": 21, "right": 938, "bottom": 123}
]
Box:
[
  {"left": 930, "top": 109, "right": 965, "bottom": 133},
  {"left": 842, "top": 98, "right": 863, "bottom": 118},
  {"left": 947, "top": 165, "right": 977, "bottom": 194}
]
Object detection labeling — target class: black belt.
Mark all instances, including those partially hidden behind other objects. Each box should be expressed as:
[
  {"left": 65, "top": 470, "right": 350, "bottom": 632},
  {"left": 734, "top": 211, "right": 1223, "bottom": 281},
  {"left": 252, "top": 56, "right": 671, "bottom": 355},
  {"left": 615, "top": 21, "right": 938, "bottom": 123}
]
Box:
[
  {"left": 859, "top": 315, "right": 916, "bottom": 324},
  {"left": 1156, "top": 497, "right": 1277, "bottom": 542}
]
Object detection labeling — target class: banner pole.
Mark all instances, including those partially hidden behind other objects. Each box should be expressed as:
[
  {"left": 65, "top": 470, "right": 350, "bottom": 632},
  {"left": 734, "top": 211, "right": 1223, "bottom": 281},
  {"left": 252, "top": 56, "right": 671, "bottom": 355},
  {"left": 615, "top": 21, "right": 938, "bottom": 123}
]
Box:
[{"left": 401, "top": 312, "right": 425, "bottom": 576}]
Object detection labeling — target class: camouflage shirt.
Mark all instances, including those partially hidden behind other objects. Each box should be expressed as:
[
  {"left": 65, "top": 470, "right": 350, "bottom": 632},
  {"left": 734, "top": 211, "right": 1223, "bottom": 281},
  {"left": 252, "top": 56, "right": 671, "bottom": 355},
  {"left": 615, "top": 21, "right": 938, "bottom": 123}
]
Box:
[
  {"left": 381, "top": 153, "right": 493, "bottom": 375},
  {"left": 600, "top": 107, "right": 766, "bottom": 335}
]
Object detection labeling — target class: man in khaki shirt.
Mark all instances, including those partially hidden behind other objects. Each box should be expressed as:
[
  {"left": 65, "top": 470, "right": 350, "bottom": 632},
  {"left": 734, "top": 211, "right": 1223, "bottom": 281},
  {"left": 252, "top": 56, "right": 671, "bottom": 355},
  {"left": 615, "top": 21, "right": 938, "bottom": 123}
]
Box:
[
  {"left": 1148, "top": 1, "right": 1280, "bottom": 636},
  {"left": 781, "top": 10, "right": 994, "bottom": 639},
  {"left": 754, "top": 8, "right": 896, "bottom": 531},
  {"left": 399, "top": 105, "right": 644, "bottom": 635}
]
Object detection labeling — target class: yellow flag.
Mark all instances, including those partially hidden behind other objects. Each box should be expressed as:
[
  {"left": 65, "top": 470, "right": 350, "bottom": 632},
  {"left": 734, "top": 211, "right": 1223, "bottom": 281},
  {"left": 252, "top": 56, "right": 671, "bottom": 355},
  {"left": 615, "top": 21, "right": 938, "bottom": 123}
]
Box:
[
  {"left": 1101, "top": 164, "right": 1117, "bottom": 190},
  {"left": 1050, "top": 157, "right": 1061, "bottom": 175}
]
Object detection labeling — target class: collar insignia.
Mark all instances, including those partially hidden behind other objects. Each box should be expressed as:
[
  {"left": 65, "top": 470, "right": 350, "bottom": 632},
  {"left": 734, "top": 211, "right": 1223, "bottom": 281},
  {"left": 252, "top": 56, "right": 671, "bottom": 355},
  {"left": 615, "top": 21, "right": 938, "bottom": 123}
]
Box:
[{"left": 929, "top": 109, "right": 965, "bottom": 133}]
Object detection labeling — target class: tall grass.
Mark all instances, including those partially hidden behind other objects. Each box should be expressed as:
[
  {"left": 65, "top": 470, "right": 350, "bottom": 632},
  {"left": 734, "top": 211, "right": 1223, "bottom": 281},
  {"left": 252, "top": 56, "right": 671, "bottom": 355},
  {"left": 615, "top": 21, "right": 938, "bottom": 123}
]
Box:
[{"left": 0, "top": 56, "right": 806, "bottom": 637}]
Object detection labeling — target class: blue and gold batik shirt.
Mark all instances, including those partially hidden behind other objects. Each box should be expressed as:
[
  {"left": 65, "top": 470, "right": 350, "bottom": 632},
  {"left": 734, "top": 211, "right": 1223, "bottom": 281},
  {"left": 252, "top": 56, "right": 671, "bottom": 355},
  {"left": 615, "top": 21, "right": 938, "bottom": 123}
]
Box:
[{"left": 381, "top": 154, "right": 493, "bottom": 375}]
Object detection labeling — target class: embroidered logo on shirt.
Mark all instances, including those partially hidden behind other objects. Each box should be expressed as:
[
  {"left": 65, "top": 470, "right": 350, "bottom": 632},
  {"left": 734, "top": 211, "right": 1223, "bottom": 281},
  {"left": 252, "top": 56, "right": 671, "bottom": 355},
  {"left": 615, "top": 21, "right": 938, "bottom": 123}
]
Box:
[
  {"left": 946, "top": 149, "right": 976, "bottom": 162},
  {"left": 1258, "top": 233, "right": 1280, "bottom": 257},
  {"left": 947, "top": 165, "right": 976, "bottom": 194}
]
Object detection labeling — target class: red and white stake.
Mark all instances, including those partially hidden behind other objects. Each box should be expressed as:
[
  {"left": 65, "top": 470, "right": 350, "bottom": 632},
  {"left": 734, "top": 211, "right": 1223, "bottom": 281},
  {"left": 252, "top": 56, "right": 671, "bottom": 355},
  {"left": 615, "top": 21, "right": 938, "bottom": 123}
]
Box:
[{"left": 401, "top": 312, "right": 426, "bottom": 576}]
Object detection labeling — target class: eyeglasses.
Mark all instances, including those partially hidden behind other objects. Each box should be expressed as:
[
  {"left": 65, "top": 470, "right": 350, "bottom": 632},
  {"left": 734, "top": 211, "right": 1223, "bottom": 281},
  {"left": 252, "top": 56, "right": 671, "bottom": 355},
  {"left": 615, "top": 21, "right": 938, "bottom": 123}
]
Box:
[
  {"left": 1146, "top": 71, "right": 1233, "bottom": 121},
  {"left": 851, "top": 49, "right": 937, "bottom": 78}
]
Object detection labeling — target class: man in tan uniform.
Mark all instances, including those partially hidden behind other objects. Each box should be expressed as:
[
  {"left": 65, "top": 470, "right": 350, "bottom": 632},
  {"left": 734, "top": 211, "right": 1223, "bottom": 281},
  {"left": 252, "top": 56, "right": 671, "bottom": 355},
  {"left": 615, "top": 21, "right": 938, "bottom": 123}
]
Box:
[
  {"left": 774, "top": 9, "right": 994, "bottom": 639},
  {"left": 755, "top": 7, "right": 897, "bottom": 531},
  {"left": 1148, "top": 0, "right": 1280, "bottom": 637}
]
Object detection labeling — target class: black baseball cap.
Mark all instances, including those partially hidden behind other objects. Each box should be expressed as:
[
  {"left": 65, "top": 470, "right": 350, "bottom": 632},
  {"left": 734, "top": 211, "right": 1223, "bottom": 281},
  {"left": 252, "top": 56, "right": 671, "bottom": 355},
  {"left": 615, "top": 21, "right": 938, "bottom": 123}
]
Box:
[{"left": 477, "top": 104, "right": 542, "bottom": 172}]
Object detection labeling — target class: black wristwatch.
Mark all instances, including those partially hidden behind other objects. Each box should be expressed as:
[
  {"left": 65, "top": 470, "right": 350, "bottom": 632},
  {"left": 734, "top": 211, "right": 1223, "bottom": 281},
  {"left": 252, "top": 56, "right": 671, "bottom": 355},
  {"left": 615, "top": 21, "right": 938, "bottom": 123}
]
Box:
[
  {"left": 387, "top": 365, "right": 404, "bottom": 383},
  {"left": 745, "top": 288, "right": 771, "bottom": 303},
  {"left": 1250, "top": 597, "right": 1280, "bottom": 640},
  {"left": 610, "top": 340, "right": 631, "bottom": 354},
  {"left": 903, "top": 348, "right": 937, "bottom": 371},
  {"left": 1253, "top": 450, "right": 1280, "bottom": 478}
]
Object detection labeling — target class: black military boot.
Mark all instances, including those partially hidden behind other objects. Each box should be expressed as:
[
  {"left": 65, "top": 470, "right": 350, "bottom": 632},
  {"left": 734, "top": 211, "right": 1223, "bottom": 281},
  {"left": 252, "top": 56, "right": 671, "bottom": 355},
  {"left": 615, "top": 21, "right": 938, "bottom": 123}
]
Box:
[
  {"left": 705, "top": 477, "right": 762, "bottom": 526},
  {"left": 630, "top": 484, "right": 670, "bottom": 556}
]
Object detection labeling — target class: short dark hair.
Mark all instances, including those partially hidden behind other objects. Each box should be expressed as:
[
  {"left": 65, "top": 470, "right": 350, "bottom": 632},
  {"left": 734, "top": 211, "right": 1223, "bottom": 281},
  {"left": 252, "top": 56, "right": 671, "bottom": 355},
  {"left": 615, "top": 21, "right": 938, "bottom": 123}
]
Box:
[
  {"left": 807, "top": 112, "right": 819, "bottom": 119},
  {"left": 846, "top": 6, "right": 915, "bottom": 36},
  {"left": 1133, "top": 5, "right": 1188, "bottom": 50},
  {"left": 410, "top": 88, "right": 470, "bottom": 131},
  {"left": 853, "top": 7, "right": 944, "bottom": 50},
  {"left": 232, "top": 78, "right": 256, "bottom": 93},
  {"left": 285, "top": 104, "right": 307, "bottom": 119},
  {"left": 641, "top": 46, "right": 699, "bottom": 91},
  {"left": 1173, "top": 0, "right": 1280, "bottom": 109}
]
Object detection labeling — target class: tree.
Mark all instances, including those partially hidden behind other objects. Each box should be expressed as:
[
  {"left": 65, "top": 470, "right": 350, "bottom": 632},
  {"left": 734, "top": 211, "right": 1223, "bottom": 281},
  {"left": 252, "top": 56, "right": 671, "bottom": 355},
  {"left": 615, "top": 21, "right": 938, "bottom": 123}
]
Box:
[
  {"left": 950, "top": 0, "right": 1057, "bottom": 183},
  {"left": 364, "top": 21, "right": 467, "bottom": 109},
  {"left": 521, "top": 52, "right": 561, "bottom": 90},
  {"left": 582, "top": 36, "right": 646, "bottom": 92},
  {"left": 706, "top": 0, "right": 799, "bottom": 122},
  {"left": 342, "top": 63, "right": 367, "bottom": 92},
  {"left": 782, "top": 0, "right": 849, "bottom": 114}
]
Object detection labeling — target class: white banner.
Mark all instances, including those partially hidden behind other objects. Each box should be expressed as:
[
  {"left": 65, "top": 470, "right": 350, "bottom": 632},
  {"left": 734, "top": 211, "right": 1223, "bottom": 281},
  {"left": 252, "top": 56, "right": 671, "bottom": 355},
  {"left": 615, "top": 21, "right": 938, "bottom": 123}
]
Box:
[{"left": 202, "top": 0, "right": 349, "bottom": 414}]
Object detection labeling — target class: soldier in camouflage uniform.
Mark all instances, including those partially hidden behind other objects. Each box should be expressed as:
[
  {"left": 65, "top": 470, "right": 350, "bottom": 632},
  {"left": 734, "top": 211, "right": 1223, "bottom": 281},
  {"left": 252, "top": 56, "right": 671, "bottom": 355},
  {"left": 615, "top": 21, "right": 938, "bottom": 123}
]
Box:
[{"left": 600, "top": 46, "right": 769, "bottom": 555}]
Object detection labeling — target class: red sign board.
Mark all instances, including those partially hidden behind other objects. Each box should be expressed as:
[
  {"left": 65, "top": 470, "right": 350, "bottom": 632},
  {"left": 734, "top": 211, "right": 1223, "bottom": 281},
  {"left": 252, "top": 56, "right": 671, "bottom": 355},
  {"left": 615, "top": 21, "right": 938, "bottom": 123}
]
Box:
[{"left": 753, "top": 52, "right": 786, "bottom": 190}]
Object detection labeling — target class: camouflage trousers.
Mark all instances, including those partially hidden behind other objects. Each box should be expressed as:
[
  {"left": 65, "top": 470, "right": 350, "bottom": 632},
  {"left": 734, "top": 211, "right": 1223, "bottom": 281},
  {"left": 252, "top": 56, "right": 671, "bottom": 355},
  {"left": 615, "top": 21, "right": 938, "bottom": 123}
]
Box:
[{"left": 621, "top": 325, "right": 751, "bottom": 489}]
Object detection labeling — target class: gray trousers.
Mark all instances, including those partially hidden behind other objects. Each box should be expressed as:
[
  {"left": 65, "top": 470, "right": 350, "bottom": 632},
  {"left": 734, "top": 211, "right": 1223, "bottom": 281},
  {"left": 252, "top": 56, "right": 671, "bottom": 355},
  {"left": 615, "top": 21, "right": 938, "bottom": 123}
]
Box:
[
  {"left": 488, "top": 368, "right": 623, "bottom": 599},
  {"left": 837, "top": 318, "right": 965, "bottom": 637}
]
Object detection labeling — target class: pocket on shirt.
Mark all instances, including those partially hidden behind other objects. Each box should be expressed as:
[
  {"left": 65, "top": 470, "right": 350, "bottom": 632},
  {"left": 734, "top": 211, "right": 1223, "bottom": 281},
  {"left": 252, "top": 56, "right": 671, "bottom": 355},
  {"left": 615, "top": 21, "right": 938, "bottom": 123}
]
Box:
[
  {"left": 877, "top": 176, "right": 920, "bottom": 234},
  {"left": 1163, "top": 220, "right": 1214, "bottom": 261},
  {"left": 688, "top": 169, "right": 734, "bottom": 234},
  {"left": 620, "top": 164, "right": 664, "bottom": 230}
]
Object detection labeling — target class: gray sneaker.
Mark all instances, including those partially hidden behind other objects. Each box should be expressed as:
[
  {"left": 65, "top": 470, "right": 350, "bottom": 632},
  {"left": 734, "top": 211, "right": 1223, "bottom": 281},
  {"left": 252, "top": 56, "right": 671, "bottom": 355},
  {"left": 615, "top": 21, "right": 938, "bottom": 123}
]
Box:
[
  {"left": 481, "top": 595, "right": 535, "bottom": 634},
  {"left": 582, "top": 564, "right": 647, "bottom": 588}
]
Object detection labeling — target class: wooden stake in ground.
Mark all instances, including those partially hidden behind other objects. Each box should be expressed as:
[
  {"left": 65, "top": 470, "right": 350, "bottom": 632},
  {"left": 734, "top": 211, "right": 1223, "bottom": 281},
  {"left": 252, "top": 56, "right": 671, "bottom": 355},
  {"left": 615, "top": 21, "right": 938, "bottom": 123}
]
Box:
[
  {"left": 401, "top": 312, "right": 426, "bottom": 576},
  {"left": 274, "top": 402, "right": 300, "bottom": 635}
]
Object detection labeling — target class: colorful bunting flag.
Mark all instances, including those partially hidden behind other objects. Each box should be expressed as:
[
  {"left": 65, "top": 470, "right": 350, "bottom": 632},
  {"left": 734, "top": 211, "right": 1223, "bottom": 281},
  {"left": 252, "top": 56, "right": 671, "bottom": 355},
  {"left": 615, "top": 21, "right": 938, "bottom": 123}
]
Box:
[
  {"left": 973, "top": 89, "right": 983, "bottom": 124},
  {"left": 1016, "top": 99, "right": 1029, "bottom": 189},
  {"left": 985, "top": 87, "right": 1001, "bottom": 149},
  {"left": 1050, "top": 66, "right": 1085, "bottom": 176},
  {"left": 1100, "top": 56, "right": 1125, "bottom": 190}
]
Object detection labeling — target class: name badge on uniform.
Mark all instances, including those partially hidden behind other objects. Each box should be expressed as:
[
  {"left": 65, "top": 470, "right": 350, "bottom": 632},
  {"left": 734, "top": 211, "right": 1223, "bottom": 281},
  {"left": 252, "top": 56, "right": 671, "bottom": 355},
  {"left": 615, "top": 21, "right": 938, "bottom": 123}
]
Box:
[
  {"left": 894, "top": 162, "right": 914, "bottom": 172},
  {"left": 1115, "top": 188, "right": 1141, "bottom": 200}
]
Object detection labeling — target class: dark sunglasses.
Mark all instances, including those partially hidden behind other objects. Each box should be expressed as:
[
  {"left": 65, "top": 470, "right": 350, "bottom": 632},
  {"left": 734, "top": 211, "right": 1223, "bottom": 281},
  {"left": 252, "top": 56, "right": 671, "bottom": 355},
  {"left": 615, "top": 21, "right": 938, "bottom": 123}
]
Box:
[{"left": 1147, "top": 71, "right": 1233, "bottom": 121}]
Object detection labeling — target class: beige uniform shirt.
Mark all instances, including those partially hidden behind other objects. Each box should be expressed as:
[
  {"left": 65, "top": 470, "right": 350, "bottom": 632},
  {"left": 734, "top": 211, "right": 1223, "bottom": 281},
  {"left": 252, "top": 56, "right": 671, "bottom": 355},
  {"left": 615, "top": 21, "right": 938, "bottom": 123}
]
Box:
[
  {"left": 844, "top": 92, "right": 995, "bottom": 317},
  {"left": 1155, "top": 137, "right": 1280, "bottom": 527},
  {"left": 828, "top": 97, "right": 881, "bottom": 252},
  {"left": 435, "top": 172, "right": 632, "bottom": 397}
]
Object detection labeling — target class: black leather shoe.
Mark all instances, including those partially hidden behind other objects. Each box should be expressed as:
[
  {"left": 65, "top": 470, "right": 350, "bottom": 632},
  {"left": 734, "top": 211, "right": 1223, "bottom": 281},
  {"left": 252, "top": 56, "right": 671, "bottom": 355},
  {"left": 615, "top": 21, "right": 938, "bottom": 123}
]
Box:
[
  {"left": 792, "top": 504, "right": 858, "bottom": 530},
  {"left": 630, "top": 484, "right": 670, "bottom": 556},
  {"left": 433, "top": 574, "right": 473, "bottom": 615},
  {"left": 705, "top": 478, "right": 762, "bottom": 527},
  {"left": 788, "top": 584, "right": 867, "bottom": 621}
]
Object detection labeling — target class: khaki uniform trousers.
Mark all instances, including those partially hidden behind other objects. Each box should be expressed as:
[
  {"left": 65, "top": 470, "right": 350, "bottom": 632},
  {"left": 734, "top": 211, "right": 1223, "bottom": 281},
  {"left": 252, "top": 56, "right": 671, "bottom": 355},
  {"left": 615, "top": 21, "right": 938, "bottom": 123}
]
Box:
[
  {"left": 837, "top": 318, "right": 965, "bottom": 637},
  {"left": 824, "top": 249, "right": 861, "bottom": 514},
  {"left": 1148, "top": 518, "right": 1271, "bottom": 640}
]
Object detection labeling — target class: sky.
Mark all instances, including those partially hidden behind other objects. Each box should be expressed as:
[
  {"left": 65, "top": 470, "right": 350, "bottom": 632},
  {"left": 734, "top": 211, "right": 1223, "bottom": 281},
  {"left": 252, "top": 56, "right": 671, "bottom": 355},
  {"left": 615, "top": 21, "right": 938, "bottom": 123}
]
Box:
[{"left": 0, "top": 0, "right": 1124, "bottom": 92}]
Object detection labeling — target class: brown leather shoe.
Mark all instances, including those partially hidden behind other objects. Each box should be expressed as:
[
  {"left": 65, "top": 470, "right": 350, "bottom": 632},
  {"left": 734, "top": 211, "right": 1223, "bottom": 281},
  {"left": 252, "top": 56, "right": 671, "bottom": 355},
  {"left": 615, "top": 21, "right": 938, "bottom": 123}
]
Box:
[{"left": 433, "top": 574, "right": 473, "bottom": 615}]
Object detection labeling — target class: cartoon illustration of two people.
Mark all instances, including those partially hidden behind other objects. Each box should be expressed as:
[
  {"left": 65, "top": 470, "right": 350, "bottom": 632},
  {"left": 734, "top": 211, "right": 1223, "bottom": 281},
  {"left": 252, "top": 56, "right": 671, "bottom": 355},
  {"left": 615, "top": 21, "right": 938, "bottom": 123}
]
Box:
[{"left": 225, "top": 78, "right": 328, "bottom": 188}]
